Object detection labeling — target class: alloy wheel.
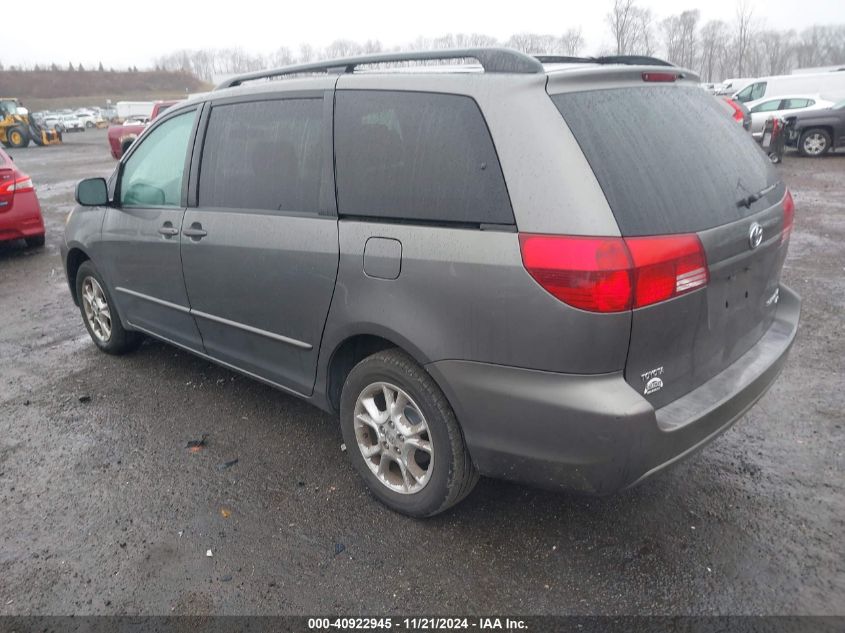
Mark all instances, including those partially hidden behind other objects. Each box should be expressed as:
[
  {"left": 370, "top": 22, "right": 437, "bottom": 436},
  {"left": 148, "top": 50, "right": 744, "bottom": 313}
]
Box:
[
  {"left": 803, "top": 133, "right": 827, "bottom": 156},
  {"left": 81, "top": 277, "right": 112, "bottom": 343},
  {"left": 353, "top": 381, "right": 434, "bottom": 494}
]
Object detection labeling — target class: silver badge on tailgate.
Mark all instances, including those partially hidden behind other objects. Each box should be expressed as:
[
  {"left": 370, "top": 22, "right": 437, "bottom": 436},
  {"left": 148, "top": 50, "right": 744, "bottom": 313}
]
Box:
[{"left": 749, "top": 222, "right": 764, "bottom": 249}]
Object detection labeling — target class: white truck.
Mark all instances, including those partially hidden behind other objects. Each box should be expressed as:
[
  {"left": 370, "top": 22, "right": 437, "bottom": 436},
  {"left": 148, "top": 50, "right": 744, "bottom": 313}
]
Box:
[
  {"left": 733, "top": 71, "right": 845, "bottom": 103},
  {"left": 115, "top": 101, "right": 155, "bottom": 121}
]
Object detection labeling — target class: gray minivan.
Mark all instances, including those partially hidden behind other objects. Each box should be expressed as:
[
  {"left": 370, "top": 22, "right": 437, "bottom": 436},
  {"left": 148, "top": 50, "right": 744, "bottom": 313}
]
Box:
[{"left": 63, "top": 49, "right": 800, "bottom": 517}]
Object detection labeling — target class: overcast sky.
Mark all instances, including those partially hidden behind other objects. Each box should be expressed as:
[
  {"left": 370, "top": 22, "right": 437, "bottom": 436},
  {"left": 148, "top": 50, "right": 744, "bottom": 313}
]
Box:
[{"left": 2, "top": 0, "right": 843, "bottom": 68}]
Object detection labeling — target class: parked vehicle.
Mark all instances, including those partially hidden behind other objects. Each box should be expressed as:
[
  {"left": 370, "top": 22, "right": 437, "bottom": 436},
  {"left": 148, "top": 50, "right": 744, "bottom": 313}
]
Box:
[
  {"left": 0, "top": 146, "right": 45, "bottom": 247},
  {"left": 716, "top": 77, "right": 755, "bottom": 96},
  {"left": 63, "top": 49, "right": 800, "bottom": 517},
  {"left": 74, "top": 111, "right": 100, "bottom": 128},
  {"left": 58, "top": 115, "right": 85, "bottom": 133},
  {"left": 784, "top": 99, "right": 845, "bottom": 156},
  {"left": 720, "top": 97, "right": 751, "bottom": 130},
  {"left": 107, "top": 101, "right": 178, "bottom": 159},
  {"left": 115, "top": 101, "right": 155, "bottom": 121},
  {"left": 746, "top": 95, "right": 835, "bottom": 138},
  {"left": 733, "top": 71, "right": 845, "bottom": 103}
]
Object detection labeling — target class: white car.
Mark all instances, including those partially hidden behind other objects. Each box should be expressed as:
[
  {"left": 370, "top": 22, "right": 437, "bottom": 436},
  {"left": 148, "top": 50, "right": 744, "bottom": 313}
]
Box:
[
  {"left": 57, "top": 114, "right": 85, "bottom": 133},
  {"left": 74, "top": 111, "right": 100, "bottom": 128},
  {"left": 747, "top": 94, "right": 835, "bottom": 138}
]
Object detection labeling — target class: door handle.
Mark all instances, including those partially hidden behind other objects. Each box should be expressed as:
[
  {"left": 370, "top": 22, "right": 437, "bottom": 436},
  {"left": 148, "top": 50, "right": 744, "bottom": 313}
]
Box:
[
  {"left": 158, "top": 222, "right": 179, "bottom": 238},
  {"left": 182, "top": 223, "right": 207, "bottom": 240}
]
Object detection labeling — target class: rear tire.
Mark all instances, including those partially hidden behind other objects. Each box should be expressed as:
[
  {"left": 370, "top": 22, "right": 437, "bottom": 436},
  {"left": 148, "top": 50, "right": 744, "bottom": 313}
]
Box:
[
  {"left": 25, "top": 234, "right": 45, "bottom": 248},
  {"left": 340, "top": 349, "right": 478, "bottom": 517},
  {"left": 75, "top": 261, "right": 142, "bottom": 355},
  {"left": 799, "top": 128, "right": 831, "bottom": 157}
]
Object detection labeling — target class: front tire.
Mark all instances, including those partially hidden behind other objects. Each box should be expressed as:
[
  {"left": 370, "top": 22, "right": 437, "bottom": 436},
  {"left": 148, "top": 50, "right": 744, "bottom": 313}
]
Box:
[
  {"left": 7, "top": 126, "right": 29, "bottom": 148},
  {"left": 75, "top": 261, "right": 141, "bottom": 355},
  {"left": 799, "top": 128, "right": 831, "bottom": 157},
  {"left": 25, "top": 234, "right": 45, "bottom": 248},
  {"left": 340, "top": 349, "right": 478, "bottom": 517}
]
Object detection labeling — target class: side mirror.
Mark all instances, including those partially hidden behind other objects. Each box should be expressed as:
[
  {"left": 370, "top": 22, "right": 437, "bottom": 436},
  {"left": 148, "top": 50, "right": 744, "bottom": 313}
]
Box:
[{"left": 75, "top": 177, "right": 109, "bottom": 206}]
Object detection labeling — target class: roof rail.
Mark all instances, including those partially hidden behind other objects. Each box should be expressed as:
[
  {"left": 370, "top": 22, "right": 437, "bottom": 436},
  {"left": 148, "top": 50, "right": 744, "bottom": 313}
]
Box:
[
  {"left": 536, "top": 55, "right": 675, "bottom": 67},
  {"left": 216, "top": 48, "right": 544, "bottom": 89}
]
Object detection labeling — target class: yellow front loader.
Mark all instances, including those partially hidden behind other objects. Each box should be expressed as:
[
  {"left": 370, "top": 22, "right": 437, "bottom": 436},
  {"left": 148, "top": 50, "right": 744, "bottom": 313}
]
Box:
[{"left": 0, "top": 98, "right": 62, "bottom": 148}]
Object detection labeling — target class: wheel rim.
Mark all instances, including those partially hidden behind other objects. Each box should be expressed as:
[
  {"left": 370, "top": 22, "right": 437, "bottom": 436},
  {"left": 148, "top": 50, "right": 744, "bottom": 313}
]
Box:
[
  {"left": 353, "top": 381, "right": 434, "bottom": 494},
  {"left": 10, "top": 131, "right": 22, "bottom": 145},
  {"left": 803, "top": 133, "right": 826, "bottom": 155},
  {"left": 81, "top": 277, "right": 112, "bottom": 343}
]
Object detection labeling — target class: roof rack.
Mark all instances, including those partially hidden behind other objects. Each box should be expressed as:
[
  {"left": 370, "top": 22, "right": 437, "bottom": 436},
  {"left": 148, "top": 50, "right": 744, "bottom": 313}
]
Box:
[
  {"left": 536, "top": 55, "right": 675, "bottom": 67},
  {"left": 216, "top": 48, "right": 543, "bottom": 89}
]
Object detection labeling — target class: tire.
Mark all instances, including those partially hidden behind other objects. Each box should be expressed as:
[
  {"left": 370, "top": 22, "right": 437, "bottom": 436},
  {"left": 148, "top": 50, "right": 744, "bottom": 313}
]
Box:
[
  {"left": 799, "top": 128, "right": 831, "bottom": 157},
  {"left": 340, "top": 349, "right": 478, "bottom": 517},
  {"left": 75, "top": 261, "right": 141, "bottom": 355},
  {"left": 7, "top": 126, "right": 29, "bottom": 148},
  {"left": 25, "top": 234, "right": 45, "bottom": 248},
  {"left": 85, "top": 121, "right": 94, "bottom": 128}
]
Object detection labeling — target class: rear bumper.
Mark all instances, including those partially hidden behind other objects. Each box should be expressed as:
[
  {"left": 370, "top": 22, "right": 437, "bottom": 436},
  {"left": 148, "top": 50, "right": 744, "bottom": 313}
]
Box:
[
  {"left": 0, "top": 193, "right": 45, "bottom": 242},
  {"left": 426, "top": 284, "right": 801, "bottom": 494}
]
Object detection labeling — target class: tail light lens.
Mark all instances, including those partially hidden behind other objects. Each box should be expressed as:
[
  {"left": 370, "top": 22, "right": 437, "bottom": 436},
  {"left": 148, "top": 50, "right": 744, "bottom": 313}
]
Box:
[
  {"left": 781, "top": 190, "right": 794, "bottom": 244},
  {"left": 0, "top": 168, "right": 14, "bottom": 210},
  {"left": 625, "top": 235, "right": 709, "bottom": 308},
  {"left": 0, "top": 174, "right": 34, "bottom": 194},
  {"left": 518, "top": 235, "right": 632, "bottom": 312},
  {"left": 519, "top": 233, "right": 709, "bottom": 313}
]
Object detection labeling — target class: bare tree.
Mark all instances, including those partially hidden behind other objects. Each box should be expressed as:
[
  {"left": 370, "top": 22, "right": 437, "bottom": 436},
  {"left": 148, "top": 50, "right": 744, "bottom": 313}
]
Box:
[
  {"left": 699, "top": 20, "right": 729, "bottom": 81},
  {"left": 734, "top": 0, "right": 755, "bottom": 76},
  {"left": 606, "top": 0, "right": 639, "bottom": 55}
]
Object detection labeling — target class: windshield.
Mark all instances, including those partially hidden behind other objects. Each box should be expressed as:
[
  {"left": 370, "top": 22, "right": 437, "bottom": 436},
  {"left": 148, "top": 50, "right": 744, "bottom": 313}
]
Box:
[
  {"left": 0, "top": 100, "right": 18, "bottom": 116},
  {"left": 833, "top": 100, "right": 845, "bottom": 110}
]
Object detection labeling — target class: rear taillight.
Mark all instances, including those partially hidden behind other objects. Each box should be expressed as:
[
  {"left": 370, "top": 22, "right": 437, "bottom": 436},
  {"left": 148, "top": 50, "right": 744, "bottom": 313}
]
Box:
[
  {"left": 0, "top": 175, "right": 33, "bottom": 194},
  {"left": 518, "top": 235, "right": 632, "bottom": 312},
  {"left": 625, "top": 235, "right": 709, "bottom": 308},
  {"left": 519, "top": 233, "right": 709, "bottom": 313},
  {"left": 781, "top": 190, "right": 794, "bottom": 244}
]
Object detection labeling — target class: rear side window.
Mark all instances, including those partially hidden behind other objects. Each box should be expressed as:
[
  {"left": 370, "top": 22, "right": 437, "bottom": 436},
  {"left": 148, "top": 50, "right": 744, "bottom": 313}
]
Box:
[
  {"left": 199, "top": 99, "right": 323, "bottom": 213},
  {"left": 335, "top": 91, "right": 513, "bottom": 225},
  {"left": 551, "top": 86, "right": 775, "bottom": 236}
]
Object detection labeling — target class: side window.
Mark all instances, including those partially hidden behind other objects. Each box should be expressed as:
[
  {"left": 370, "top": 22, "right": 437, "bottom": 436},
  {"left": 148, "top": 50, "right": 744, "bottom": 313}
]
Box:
[
  {"left": 198, "top": 99, "right": 323, "bottom": 213},
  {"left": 751, "top": 100, "right": 782, "bottom": 113},
  {"left": 334, "top": 91, "right": 513, "bottom": 225},
  {"left": 750, "top": 82, "right": 767, "bottom": 101},
  {"left": 120, "top": 110, "right": 196, "bottom": 208},
  {"left": 735, "top": 84, "right": 753, "bottom": 101},
  {"left": 783, "top": 99, "right": 809, "bottom": 109}
]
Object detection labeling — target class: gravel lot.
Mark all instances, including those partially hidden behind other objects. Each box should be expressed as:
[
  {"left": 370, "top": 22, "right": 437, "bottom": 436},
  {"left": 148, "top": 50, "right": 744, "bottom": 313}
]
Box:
[{"left": 0, "top": 130, "right": 843, "bottom": 616}]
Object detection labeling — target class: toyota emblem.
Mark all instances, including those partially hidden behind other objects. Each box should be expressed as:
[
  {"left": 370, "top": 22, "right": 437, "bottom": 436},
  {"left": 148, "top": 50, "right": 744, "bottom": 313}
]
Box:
[{"left": 749, "top": 222, "right": 763, "bottom": 249}]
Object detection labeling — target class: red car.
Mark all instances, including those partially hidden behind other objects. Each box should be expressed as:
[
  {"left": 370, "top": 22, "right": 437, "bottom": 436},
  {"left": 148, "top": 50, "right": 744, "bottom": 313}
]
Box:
[{"left": 0, "top": 147, "right": 45, "bottom": 247}]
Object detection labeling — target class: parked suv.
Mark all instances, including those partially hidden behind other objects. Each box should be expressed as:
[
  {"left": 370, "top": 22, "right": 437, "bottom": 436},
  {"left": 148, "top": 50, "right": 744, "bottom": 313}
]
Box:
[{"left": 62, "top": 49, "right": 800, "bottom": 517}]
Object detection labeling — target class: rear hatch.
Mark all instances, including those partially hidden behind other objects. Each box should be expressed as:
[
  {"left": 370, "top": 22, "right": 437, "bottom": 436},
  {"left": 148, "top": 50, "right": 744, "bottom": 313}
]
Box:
[{"left": 549, "top": 79, "right": 792, "bottom": 407}]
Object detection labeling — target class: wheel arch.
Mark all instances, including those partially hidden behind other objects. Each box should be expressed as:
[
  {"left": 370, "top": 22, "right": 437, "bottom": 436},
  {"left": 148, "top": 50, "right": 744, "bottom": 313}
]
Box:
[
  {"left": 322, "top": 328, "right": 432, "bottom": 414},
  {"left": 65, "top": 246, "right": 91, "bottom": 305}
]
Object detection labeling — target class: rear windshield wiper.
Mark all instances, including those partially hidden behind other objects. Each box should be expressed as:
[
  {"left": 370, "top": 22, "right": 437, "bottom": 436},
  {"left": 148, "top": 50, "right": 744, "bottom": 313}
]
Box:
[{"left": 736, "top": 182, "right": 779, "bottom": 209}]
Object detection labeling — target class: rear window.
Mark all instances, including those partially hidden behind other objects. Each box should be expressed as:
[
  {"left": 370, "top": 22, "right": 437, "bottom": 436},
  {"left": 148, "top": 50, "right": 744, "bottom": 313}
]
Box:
[
  {"left": 551, "top": 86, "right": 776, "bottom": 236},
  {"left": 335, "top": 90, "right": 513, "bottom": 225}
]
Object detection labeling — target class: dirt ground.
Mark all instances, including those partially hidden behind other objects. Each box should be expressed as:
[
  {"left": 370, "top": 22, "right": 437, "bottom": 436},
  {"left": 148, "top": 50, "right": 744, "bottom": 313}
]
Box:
[{"left": 0, "top": 130, "right": 842, "bottom": 616}]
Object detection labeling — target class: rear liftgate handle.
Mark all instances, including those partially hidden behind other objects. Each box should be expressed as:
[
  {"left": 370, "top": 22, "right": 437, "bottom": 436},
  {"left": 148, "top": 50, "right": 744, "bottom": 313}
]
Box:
[{"left": 182, "top": 222, "right": 208, "bottom": 241}]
